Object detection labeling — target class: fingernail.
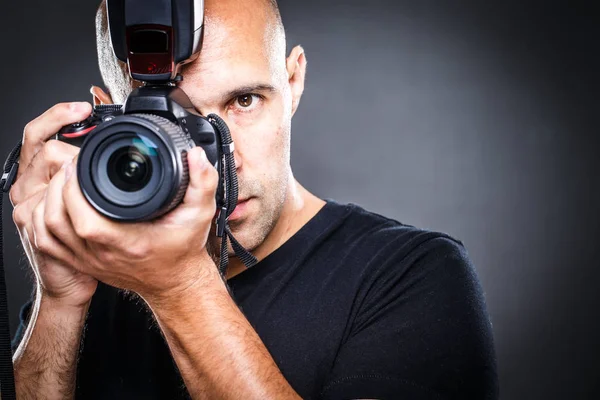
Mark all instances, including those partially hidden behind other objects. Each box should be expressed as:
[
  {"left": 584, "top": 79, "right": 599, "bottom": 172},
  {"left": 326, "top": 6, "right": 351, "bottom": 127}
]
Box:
[
  {"left": 64, "top": 161, "right": 74, "bottom": 182},
  {"left": 69, "top": 102, "right": 89, "bottom": 113}
]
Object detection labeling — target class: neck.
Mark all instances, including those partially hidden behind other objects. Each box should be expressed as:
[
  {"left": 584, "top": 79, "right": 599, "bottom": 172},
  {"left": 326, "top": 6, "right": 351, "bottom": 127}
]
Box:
[{"left": 225, "top": 173, "right": 325, "bottom": 279}]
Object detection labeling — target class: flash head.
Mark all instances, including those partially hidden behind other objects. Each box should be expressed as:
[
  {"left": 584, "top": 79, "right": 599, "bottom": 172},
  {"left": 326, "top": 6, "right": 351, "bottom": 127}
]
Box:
[{"left": 107, "top": 0, "right": 204, "bottom": 82}]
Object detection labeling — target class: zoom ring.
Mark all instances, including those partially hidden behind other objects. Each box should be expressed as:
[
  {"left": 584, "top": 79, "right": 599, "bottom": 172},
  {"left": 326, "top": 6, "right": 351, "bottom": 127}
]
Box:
[{"left": 130, "top": 113, "right": 195, "bottom": 214}]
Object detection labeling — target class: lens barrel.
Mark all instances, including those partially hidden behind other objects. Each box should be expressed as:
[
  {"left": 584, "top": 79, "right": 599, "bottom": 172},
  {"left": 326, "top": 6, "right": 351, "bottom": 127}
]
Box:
[{"left": 77, "top": 114, "right": 195, "bottom": 221}]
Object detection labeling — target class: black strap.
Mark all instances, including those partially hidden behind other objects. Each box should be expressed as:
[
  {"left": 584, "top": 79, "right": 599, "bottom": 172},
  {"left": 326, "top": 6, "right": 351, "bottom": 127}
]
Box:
[
  {"left": 0, "top": 142, "right": 21, "bottom": 400},
  {"left": 208, "top": 114, "right": 258, "bottom": 276}
]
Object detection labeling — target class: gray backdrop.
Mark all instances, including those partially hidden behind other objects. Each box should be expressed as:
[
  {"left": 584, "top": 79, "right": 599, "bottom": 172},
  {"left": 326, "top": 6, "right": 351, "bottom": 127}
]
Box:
[{"left": 1, "top": 1, "right": 598, "bottom": 399}]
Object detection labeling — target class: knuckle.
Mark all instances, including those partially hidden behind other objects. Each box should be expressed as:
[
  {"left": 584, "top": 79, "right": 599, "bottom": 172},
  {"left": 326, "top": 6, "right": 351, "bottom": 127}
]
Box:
[
  {"left": 127, "top": 242, "right": 150, "bottom": 261},
  {"left": 96, "top": 249, "right": 114, "bottom": 265},
  {"left": 42, "top": 140, "right": 61, "bottom": 160},
  {"left": 35, "top": 234, "right": 53, "bottom": 254},
  {"left": 32, "top": 202, "right": 43, "bottom": 221},
  {"left": 118, "top": 236, "right": 145, "bottom": 260},
  {"left": 44, "top": 210, "right": 62, "bottom": 232},
  {"left": 74, "top": 221, "right": 100, "bottom": 242},
  {"left": 22, "top": 120, "right": 44, "bottom": 147},
  {"left": 8, "top": 185, "right": 20, "bottom": 206},
  {"left": 72, "top": 219, "right": 89, "bottom": 238},
  {"left": 12, "top": 204, "right": 24, "bottom": 226},
  {"left": 55, "top": 102, "right": 71, "bottom": 111},
  {"left": 48, "top": 102, "right": 71, "bottom": 118},
  {"left": 44, "top": 142, "right": 75, "bottom": 175},
  {"left": 22, "top": 121, "right": 35, "bottom": 142}
]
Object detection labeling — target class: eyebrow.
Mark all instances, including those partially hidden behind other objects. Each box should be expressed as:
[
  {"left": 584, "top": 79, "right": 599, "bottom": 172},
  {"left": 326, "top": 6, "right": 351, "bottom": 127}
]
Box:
[{"left": 220, "top": 84, "right": 277, "bottom": 103}]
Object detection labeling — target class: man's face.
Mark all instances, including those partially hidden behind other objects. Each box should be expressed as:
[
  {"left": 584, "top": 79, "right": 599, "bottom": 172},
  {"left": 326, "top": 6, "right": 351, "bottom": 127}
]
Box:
[{"left": 178, "top": 8, "right": 292, "bottom": 253}]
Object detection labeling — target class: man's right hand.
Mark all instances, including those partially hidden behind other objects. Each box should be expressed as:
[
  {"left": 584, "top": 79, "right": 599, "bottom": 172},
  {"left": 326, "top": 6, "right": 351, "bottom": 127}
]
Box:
[{"left": 10, "top": 102, "right": 99, "bottom": 307}]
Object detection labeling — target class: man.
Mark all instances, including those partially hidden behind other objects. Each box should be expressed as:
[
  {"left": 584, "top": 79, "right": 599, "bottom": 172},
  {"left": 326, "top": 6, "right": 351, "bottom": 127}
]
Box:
[{"left": 9, "top": 0, "right": 498, "bottom": 398}]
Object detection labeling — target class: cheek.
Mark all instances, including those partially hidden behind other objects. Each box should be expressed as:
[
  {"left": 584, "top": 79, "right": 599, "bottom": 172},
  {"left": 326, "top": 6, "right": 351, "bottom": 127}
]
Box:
[
  {"left": 241, "top": 124, "right": 289, "bottom": 185},
  {"left": 231, "top": 101, "right": 291, "bottom": 173}
]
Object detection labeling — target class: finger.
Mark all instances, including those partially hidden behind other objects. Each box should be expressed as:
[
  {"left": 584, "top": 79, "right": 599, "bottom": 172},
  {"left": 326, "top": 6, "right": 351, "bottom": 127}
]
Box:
[
  {"left": 160, "top": 147, "right": 218, "bottom": 229},
  {"left": 62, "top": 159, "right": 119, "bottom": 246},
  {"left": 31, "top": 190, "right": 79, "bottom": 268},
  {"left": 19, "top": 102, "right": 91, "bottom": 178},
  {"left": 144, "top": 148, "right": 218, "bottom": 256},
  {"left": 62, "top": 158, "right": 153, "bottom": 256},
  {"left": 10, "top": 140, "right": 79, "bottom": 206},
  {"left": 13, "top": 191, "right": 45, "bottom": 272},
  {"left": 44, "top": 164, "right": 88, "bottom": 257},
  {"left": 182, "top": 147, "right": 219, "bottom": 209},
  {"left": 13, "top": 190, "right": 45, "bottom": 243}
]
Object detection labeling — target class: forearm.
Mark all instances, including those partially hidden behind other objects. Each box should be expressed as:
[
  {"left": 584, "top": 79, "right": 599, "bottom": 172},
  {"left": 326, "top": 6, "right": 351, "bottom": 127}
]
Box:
[
  {"left": 13, "top": 290, "right": 89, "bottom": 400},
  {"left": 145, "top": 267, "right": 300, "bottom": 400}
]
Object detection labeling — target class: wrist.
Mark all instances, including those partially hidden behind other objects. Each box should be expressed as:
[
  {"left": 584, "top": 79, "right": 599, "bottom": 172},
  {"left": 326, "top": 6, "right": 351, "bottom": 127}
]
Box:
[
  {"left": 38, "top": 276, "right": 98, "bottom": 309},
  {"left": 142, "top": 256, "right": 227, "bottom": 313},
  {"left": 38, "top": 289, "right": 92, "bottom": 315}
]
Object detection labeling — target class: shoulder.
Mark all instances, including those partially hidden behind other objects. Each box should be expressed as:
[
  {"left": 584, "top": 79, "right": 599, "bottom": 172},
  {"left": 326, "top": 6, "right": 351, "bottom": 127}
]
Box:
[
  {"left": 325, "top": 200, "right": 484, "bottom": 319},
  {"left": 320, "top": 202, "right": 498, "bottom": 399},
  {"left": 325, "top": 200, "right": 469, "bottom": 274}
]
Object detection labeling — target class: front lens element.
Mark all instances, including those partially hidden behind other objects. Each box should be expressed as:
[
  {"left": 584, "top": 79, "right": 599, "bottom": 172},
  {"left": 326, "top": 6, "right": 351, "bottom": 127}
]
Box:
[
  {"left": 107, "top": 146, "right": 153, "bottom": 192},
  {"left": 91, "top": 133, "right": 163, "bottom": 207}
]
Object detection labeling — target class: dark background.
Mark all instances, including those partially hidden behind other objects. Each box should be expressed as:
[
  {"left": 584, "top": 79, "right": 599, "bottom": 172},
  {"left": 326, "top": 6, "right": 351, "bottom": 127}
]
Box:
[{"left": 1, "top": 0, "right": 598, "bottom": 398}]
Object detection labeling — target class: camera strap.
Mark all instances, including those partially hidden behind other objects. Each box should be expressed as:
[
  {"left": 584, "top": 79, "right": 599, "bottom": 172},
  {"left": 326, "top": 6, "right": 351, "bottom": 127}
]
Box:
[
  {"left": 0, "top": 142, "right": 22, "bottom": 400},
  {"left": 208, "top": 114, "right": 258, "bottom": 275}
]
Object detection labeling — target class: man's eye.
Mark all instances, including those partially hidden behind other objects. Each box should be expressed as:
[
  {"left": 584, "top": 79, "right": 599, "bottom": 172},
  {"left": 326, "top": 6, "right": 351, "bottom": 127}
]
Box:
[
  {"left": 237, "top": 95, "right": 254, "bottom": 108},
  {"left": 230, "top": 94, "right": 262, "bottom": 113}
]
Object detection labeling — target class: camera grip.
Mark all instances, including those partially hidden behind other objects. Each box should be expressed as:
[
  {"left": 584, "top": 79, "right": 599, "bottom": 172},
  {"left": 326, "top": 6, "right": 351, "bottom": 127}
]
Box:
[
  {"left": 55, "top": 104, "right": 123, "bottom": 147},
  {"left": 56, "top": 124, "right": 97, "bottom": 148}
]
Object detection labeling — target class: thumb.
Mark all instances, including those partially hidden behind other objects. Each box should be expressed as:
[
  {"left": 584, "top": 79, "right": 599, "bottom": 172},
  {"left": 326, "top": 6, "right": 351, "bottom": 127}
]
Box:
[{"left": 181, "top": 147, "right": 219, "bottom": 210}]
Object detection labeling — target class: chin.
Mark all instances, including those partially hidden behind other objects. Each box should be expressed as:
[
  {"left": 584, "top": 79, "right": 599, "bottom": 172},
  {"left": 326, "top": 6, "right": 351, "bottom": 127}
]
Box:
[
  {"left": 228, "top": 207, "right": 277, "bottom": 254},
  {"left": 226, "top": 220, "right": 263, "bottom": 254}
]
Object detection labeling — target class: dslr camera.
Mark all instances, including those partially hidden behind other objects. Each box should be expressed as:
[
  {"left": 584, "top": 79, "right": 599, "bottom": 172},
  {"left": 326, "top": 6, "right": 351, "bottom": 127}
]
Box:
[{"left": 57, "top": 0, "right": 232, "bottom": 222}]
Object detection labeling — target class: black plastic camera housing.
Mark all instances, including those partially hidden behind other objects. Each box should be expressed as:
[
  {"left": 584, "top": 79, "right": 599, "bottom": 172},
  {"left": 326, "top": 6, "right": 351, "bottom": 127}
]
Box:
[
  {"left": 55, "top": 0, "right": 225, "bottom": 222},
  {"left": 107, "top": 0, "right": 204, "bottom": 81},
  {"left": 57, "top": 86, "right": 222, "bottom": 221}
]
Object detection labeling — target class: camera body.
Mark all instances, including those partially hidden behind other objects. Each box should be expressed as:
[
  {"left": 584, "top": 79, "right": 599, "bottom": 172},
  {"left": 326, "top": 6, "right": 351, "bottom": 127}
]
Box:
[
  {"left": 57, "top": 86, "right": 222, "bottom": 221},
  {"left": 55, "top": 0, "right": 232, "bottom": 222}
]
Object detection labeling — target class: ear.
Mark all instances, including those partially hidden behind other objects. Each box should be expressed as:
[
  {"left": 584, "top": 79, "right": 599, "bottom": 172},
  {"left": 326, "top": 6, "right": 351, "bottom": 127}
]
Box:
[
  {"left": 90, "top": 85, "right": 114, "bottom": 105},
  {"left": 286, "top": 45, "right": 307, "bottom": 117}
]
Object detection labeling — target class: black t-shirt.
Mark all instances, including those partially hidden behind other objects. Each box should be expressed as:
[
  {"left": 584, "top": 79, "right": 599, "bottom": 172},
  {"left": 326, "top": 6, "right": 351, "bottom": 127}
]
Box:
[{"left": 13, "top": 200, "right": 498, "bottom": 399}]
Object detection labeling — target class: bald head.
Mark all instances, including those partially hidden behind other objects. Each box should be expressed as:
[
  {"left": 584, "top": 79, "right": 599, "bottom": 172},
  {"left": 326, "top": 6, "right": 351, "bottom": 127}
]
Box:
[{"left": 95, "top": 0, "right": 286, "bottom": 103}]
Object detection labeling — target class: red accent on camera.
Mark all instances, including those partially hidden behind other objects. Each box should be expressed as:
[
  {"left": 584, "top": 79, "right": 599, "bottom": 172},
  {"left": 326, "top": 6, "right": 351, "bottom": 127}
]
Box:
[{"left": 62, "top": 126, "right": 96, "bottom": 138}]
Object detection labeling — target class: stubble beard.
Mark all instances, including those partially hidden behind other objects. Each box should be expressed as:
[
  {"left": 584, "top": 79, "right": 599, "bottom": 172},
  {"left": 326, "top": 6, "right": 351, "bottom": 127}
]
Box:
[{"left": 205, "top": 171, "right": 288, "bottom": 263}]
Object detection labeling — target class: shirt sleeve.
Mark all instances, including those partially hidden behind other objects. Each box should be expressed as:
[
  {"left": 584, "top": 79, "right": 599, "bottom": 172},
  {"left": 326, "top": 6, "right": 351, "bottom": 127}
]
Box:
[{"left": 319, "top": 236, "right": 499, "bottom": 400}]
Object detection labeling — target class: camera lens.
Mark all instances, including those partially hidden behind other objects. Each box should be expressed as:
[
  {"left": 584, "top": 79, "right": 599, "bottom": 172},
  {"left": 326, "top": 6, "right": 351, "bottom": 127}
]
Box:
[
  {"left": 107, "top": 146, "right": 153, "bottom": 192},
  {"left": 77, "top": 112, "right": 217, "bottom": 221},
  {"left": 90, "top": 133, "right": 163, "bottom": 208}
]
